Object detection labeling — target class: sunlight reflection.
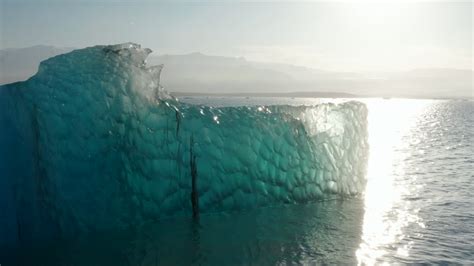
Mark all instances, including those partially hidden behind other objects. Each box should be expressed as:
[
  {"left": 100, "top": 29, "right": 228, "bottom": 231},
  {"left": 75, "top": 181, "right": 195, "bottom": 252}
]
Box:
[{"left": 356, "top": 99, "right": 432, "bottom": 265}]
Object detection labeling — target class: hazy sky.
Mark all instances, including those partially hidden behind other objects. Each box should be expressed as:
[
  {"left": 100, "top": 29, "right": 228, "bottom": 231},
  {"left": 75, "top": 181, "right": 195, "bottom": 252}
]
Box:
[{"left": 0, "top": 0, "right": 472, "bottom": 72}]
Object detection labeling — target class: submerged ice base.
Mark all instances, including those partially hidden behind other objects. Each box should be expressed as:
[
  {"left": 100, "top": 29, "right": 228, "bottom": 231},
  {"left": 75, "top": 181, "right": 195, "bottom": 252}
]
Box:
[{"left": 0, "top": 43, "right": 368, "bottom": 247}]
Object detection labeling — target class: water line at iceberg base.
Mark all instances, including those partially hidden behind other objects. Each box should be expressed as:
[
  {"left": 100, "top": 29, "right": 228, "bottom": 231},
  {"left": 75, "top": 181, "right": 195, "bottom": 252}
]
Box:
[{"left": 0, "top": 43, "right": 369, "bottom": 249}]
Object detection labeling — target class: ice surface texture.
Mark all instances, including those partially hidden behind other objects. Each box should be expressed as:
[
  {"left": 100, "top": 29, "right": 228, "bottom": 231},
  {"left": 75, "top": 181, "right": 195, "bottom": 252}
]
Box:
[{"left": 0, "top": 43, "right": 368, "bottom": 247}]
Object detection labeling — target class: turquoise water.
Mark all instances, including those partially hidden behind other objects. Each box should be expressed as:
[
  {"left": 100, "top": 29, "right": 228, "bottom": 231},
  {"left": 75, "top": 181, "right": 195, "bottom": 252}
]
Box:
[{"left": 4, "top": 97, "right": 473, "bottom": 265}]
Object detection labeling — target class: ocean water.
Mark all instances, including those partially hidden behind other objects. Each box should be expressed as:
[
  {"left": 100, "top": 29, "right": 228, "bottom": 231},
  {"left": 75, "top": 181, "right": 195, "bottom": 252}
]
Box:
[{"left": 6, "top": 97, "right": 474, "bottom": 265}]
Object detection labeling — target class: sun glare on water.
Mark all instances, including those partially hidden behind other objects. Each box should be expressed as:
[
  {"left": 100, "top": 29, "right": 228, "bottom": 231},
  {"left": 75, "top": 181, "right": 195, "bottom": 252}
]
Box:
[{"left": 356, "top": 99, "right": 432, "bottom": 264}]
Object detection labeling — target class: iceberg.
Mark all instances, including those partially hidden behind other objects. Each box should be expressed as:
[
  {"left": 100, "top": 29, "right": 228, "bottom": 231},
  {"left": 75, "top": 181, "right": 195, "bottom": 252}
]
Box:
[{"left": 0, "top": 43, "right": 368, "bottom": 247}]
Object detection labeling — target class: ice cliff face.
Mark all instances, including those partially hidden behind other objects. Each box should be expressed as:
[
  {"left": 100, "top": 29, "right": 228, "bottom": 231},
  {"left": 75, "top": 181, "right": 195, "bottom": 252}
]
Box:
[{"left": 0, "top": 43, "right": 368, "bottom": 247}]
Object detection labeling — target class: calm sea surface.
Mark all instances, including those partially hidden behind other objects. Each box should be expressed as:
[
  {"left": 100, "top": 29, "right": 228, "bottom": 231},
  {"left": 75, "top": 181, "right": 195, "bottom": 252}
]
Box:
[{"left": 10, "top": 98, "right": 474, "bottom": 265}]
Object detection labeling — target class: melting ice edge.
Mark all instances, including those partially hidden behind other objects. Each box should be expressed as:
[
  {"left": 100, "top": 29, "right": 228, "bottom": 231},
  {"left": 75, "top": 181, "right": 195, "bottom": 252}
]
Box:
[{"left": 0, "top": 43, "right": 369, "bottom": 247}]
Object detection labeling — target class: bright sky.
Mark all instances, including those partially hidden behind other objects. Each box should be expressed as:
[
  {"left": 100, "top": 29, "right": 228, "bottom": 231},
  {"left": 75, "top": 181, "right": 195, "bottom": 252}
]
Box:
[{"left": 0, "top": 0, "right": 472, "bottom": 72}]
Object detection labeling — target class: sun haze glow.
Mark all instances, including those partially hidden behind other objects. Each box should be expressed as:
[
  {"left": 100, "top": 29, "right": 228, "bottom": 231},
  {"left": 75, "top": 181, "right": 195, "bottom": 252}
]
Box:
[{"left": 0, "top": 1, "right": 471, "bottom": 72}]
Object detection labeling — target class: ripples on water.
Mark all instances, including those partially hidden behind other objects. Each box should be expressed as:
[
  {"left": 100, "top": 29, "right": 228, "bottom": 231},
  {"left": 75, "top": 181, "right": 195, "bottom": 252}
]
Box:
[
  {"left": 386, "top": 100, "right": 474, "bottom": 264},
  {"left": 7, "top": 98, "right": 474, "bottom": 265},
  {"left": 357, "top": 99, "right": 473, "bottom": 264}
]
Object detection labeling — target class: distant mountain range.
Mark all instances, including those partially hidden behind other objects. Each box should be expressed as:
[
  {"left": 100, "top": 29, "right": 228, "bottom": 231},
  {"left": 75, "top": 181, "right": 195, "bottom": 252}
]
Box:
[
  {"left": 0, "top": 45, "right": 74, "bottom": 84},
  {"left": 1, "top": 45, "right": 472, "bottom": 99}
]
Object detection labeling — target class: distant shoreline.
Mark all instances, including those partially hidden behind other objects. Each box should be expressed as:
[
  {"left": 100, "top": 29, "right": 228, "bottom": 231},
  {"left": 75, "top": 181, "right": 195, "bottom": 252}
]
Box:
[
  {"left": 172, "top": 91, "right": 359, "bottom": 98},
  {"left": 171, "top": 91, "right": 473, "bottom": 100}
]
